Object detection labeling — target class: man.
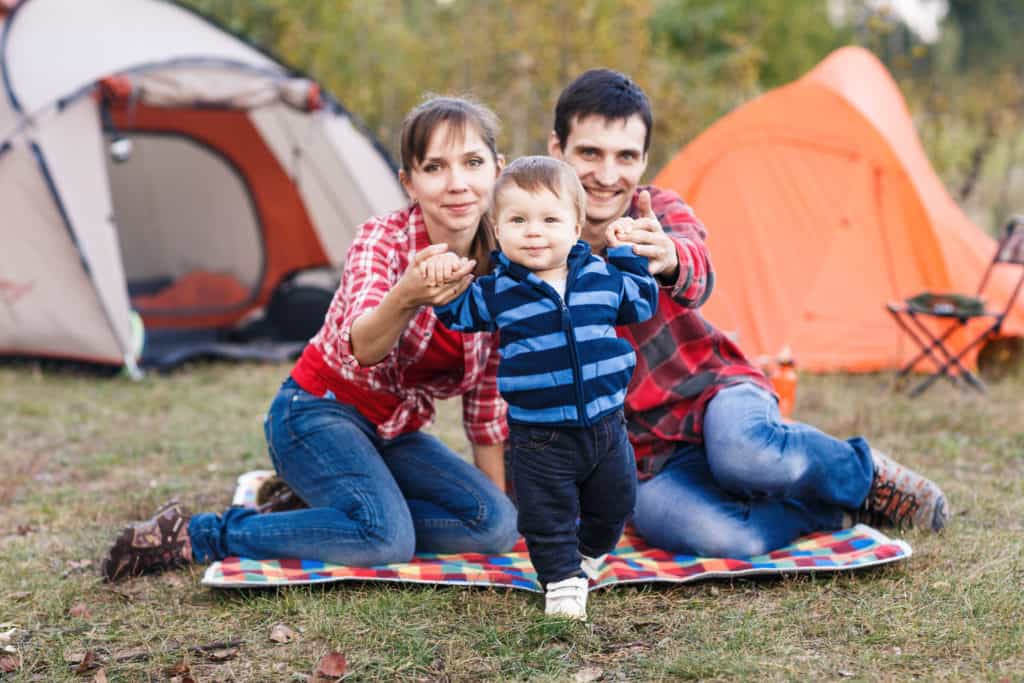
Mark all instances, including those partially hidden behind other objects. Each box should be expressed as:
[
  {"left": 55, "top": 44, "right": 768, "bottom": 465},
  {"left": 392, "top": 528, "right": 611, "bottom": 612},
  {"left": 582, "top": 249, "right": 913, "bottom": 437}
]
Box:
[{"left": 549, "top": 68, "right": 948, "bottom": 557}]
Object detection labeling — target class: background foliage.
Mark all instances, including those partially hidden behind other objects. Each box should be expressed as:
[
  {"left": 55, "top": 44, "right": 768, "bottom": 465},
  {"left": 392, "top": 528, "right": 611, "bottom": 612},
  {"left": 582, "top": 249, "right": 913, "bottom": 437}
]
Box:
[{"left": 180, "top": 0, "right": 1024, "bottom": 233}]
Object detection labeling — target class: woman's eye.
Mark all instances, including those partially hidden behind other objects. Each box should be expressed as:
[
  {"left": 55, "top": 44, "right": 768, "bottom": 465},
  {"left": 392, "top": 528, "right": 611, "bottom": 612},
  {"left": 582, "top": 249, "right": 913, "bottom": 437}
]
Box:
[
  {"left": 510, "top": 216, "right": 525, "bottom": 223},
  {"left": 545, "top": 217, "right": 561, "bottom": 223},
  {"left": 468, "top": 157, "right": 485, "bottom": 167}
]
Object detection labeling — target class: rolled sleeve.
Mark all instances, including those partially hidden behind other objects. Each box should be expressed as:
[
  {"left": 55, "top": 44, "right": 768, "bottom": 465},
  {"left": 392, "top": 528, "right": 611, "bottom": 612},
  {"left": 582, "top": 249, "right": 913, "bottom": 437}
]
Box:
[{"left": 332, "top": 218, "right": 401, "bottom": 366}]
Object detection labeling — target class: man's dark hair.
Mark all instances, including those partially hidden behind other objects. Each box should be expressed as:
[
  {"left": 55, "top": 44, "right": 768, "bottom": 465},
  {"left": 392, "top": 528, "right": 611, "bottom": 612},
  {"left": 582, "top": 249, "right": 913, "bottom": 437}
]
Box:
[{"left": 553, "top": 68, "right": 653, "bottom": 153}]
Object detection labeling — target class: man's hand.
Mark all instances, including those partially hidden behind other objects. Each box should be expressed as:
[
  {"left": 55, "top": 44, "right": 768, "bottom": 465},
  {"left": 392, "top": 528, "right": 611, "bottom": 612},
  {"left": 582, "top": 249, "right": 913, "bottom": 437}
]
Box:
[{"left": 605, "top": 190, "right": 679, "bottom": 282}]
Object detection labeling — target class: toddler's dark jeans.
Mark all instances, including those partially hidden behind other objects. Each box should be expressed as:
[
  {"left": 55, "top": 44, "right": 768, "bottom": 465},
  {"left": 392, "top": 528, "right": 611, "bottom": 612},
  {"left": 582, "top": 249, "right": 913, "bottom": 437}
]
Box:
[{"left": 509, "top": 409, "right": 638, "bottom": 586}]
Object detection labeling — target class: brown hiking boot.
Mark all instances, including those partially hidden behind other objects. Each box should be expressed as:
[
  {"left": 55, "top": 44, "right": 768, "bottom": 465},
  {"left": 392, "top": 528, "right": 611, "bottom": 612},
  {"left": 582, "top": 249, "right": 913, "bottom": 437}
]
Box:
[
  {"left": 861, "top": 450, "right": 950, "bottom": 531},
  {"left": 101, "top": 500, "right": 193, "bottom": 582},
  {"left": 256, "top": 475, "right": 308, "bottom": 513}
]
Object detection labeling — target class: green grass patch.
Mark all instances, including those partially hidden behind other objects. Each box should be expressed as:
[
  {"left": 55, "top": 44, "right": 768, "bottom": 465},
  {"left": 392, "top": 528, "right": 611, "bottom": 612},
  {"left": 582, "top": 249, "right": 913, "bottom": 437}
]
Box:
[{"left": 1, "top": 362, "right": 1022, "bottom": 681}]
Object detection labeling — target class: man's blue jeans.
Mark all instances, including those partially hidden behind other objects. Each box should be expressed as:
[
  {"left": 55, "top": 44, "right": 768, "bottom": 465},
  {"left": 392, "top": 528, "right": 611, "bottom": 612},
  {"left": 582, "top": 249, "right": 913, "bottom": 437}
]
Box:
[
  {"left": 189, "top": 378, "right": 519, "bottom": 565},
  {"left": 632, "top": 383, "right": 873, "bottom": 558},
  {"left": 510, "top": 410, "right": 637, "bottom": 586}
]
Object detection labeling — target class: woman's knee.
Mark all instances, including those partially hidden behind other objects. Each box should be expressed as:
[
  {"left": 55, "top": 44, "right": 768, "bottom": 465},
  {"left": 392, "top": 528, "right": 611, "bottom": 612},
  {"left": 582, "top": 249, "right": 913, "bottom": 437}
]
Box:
[
  {"left": 473, "top": 494, "right": 519, "bottom": 553},
  {"left": 330, "top": 514, "right": 416, "bottom": 566}
]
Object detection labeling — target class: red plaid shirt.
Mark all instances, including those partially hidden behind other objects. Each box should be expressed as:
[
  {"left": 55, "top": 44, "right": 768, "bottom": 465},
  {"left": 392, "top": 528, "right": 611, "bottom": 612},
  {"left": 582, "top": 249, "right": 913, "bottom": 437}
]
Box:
[
  {"left": 296, "top": 204, "right": 507, "bottom": 445},
  {"left": 616, "top": 186, "right": 773, "bottom": 467}
]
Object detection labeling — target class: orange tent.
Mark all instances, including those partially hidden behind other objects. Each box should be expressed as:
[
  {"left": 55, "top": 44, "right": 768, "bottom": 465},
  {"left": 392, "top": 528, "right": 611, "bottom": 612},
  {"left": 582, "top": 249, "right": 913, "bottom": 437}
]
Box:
[{"left": 654, "top": 46, "right": 1024, "bottom": 372}]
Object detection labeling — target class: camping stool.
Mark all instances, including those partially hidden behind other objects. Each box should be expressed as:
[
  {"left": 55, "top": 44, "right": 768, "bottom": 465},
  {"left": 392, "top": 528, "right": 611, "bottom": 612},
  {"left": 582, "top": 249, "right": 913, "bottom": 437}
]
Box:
[{"left": 886, "top": 215, "right": 1024, "bottom": 397}]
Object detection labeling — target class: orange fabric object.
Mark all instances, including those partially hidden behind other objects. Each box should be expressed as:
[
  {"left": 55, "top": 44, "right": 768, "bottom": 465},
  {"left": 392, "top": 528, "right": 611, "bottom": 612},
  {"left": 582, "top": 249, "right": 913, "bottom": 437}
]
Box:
[
  {"left": 654, "top": 46, "right": 1024, "bottom": 372},
  {"left": 131, "top": 271, "right": 251, "bottom": 313}
]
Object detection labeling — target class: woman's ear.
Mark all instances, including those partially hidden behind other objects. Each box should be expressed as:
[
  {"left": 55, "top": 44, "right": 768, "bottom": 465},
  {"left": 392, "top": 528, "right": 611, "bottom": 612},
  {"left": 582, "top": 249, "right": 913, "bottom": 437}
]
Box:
[
  {"left": 399, "top": 169, "right": 414, "bottom": 200},
  {"left": 495, "top": 154, "right": 506, "bottom": 175}
]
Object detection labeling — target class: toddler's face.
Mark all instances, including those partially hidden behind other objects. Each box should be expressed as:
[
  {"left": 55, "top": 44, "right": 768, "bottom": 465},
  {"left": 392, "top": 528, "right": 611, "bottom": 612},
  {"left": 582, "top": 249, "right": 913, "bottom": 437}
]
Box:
[{"left": 494, "top": 185, "right": 581, "bottom": 282}]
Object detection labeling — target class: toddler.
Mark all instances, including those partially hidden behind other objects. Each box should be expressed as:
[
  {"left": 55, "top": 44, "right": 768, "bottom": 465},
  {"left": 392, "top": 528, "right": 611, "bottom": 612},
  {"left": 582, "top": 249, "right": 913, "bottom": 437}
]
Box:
[{"left": 429, "top": 156, "right": 658, "bottom": 620}]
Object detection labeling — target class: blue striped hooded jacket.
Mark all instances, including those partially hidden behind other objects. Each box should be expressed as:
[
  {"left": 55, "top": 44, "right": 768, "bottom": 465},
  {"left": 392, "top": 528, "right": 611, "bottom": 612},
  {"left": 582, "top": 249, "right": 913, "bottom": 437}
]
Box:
[{"left": 434, "top": 241, "right": 659, "bottom": 427}]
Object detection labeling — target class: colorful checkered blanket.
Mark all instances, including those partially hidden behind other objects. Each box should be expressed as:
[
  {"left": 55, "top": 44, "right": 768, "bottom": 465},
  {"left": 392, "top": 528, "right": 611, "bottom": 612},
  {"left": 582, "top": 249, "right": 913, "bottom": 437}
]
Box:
[{"left": 202, "top": 471, "right": 912, "bottom": 590}]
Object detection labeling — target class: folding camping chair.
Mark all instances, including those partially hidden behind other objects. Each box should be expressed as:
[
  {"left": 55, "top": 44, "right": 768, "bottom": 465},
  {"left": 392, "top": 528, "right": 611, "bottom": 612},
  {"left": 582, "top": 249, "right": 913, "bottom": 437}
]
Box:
[{"left": 887, "top": 215, "right": 1024, "bottom": 397}]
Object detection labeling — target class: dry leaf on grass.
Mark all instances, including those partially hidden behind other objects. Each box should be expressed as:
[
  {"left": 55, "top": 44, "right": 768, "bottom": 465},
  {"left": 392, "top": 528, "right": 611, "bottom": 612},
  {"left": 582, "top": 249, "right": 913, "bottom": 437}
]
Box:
[
  {"left": 165, "top": 658, "right": 191, "bottom": 675},
  {"left": 269, "top": 623, "right": 297, "bottom": 643},
  {"left": 112, "top": 646, "right": 150, "bottom": 662},
  {"left": 5, "top": 592, "right": 30, "bottom": 602},
  {"left": 0, "top": 655, "right": 20, "bottom": 673},
  {"left": 572, "top": 665, "right": 604, "bottom": 682},
  {"left": 69, "top": 602, "right": 92, "bottom": 619},
  {"left": 93, "top": 669, "right": 108, "bottom": 683},
  {"left": 311, "top": 651, "right": 347, "bottom": 682},
  {"left": 0, "top": 626, "right": 17, "bottom": 642},
  {"left": 204, "top": 647, "right": 239, "bottom": 662},
  {"left": 74, "top": 650, "right": 99, "bottom": 673}
]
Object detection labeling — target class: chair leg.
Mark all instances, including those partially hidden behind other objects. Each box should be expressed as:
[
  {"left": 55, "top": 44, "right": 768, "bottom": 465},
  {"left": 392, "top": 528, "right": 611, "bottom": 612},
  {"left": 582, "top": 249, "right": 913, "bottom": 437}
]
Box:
[
  {"left": 906, "top": 317, "right": 994, "bottom": 396},
  {"left": 887, "top": 309, "right": 961, "bottom": 387},
  {"left": 901, "top": 312, "right": 969, "bottom": 392}
]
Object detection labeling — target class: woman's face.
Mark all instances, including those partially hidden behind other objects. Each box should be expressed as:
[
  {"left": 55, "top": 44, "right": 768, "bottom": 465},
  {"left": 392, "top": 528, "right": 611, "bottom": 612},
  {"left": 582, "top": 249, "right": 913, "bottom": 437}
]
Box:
[{"left": 401, "top": 122, "right": 499, "bottom": 242}]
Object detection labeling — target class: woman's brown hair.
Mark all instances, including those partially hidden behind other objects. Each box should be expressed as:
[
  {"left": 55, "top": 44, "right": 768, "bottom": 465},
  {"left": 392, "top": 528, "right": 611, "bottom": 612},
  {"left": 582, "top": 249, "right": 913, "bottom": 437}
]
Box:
[{"left": 399, "top": 96, "right": 501, "bottom": 273}]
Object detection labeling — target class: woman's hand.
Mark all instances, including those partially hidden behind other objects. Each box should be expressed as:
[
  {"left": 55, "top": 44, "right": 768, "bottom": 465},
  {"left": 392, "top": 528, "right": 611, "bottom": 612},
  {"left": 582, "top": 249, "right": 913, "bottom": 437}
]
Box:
[
  {"left": 396, "top": 243, "right": 477, "bottom": 308},
  {"left": 350, "top": 243, "right": 476, "bottom": 365}
]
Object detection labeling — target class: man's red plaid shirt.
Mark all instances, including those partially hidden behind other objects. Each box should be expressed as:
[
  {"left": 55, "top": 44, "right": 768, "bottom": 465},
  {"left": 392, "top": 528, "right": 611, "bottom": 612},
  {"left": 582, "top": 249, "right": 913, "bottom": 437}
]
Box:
[
  {"left": 617, "top": 186, "right": 773, "bottom": 469},
  {"left": 294, "top": 204, "right": 507, "bottom": 445}
]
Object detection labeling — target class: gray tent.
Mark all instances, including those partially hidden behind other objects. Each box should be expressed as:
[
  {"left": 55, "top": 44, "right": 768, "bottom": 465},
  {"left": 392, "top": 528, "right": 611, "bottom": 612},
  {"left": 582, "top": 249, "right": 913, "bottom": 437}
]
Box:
[{"left": 0, "top": 0, "right": 405, "bottom": 372}]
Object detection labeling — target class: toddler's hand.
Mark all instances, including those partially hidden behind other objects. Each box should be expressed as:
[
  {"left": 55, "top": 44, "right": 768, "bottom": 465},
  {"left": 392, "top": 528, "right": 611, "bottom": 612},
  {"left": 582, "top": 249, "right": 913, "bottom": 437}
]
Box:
[
  {"left": 606, "top": 217, "right": 636, "bottom": 247},
  {"left": 420, "top": 252, "right": 470, "bottom": 287}
]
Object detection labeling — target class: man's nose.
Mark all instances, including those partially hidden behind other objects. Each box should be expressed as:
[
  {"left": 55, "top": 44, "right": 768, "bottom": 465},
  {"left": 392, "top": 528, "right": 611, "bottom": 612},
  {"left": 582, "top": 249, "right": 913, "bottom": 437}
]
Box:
[{"left": 594, "top": 158, "right": 617, "bottom": 186}]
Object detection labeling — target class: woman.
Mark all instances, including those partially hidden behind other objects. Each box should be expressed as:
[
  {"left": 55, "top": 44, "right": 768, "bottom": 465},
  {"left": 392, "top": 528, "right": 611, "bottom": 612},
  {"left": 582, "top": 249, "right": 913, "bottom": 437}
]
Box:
[{"left": 102, "top": 97, "right": 518, "bottom": 580}]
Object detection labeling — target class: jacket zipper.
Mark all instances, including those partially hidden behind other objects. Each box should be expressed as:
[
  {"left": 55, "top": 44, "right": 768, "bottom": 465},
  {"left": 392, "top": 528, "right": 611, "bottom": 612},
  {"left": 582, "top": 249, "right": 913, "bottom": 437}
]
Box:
[{"left": 560, "top": 255, "right": 588, "bottom": 426}]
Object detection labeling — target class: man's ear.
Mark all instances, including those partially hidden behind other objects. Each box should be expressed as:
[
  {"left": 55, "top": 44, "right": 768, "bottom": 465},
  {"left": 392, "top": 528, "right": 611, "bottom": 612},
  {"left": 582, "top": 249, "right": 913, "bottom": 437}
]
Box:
[
  {"left": 398, "top": 169, "right": 414, "bottom": 200},
  {"left": 547, "top": 131, "right": 563, "bottom": 159}
]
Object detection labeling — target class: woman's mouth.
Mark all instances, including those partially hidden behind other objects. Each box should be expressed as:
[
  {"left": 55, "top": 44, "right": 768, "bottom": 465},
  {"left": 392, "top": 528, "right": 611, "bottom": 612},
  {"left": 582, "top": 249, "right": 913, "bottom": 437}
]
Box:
[{"left": 444, "top": 202, "right": 477, "bottom": 215}]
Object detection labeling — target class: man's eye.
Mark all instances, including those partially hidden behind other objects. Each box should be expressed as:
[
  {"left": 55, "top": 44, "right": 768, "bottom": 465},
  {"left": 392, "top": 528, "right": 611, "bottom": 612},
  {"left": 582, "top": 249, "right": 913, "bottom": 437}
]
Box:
[{"left": 423, "top": 163, "right": 441, "bottom": 173}]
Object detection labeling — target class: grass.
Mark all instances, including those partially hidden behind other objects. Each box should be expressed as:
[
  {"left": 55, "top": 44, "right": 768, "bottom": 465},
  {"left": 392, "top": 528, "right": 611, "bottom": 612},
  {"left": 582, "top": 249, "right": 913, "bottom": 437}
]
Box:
[{"left": 1, "top": 360, "right": 1022, "bottom": 681}]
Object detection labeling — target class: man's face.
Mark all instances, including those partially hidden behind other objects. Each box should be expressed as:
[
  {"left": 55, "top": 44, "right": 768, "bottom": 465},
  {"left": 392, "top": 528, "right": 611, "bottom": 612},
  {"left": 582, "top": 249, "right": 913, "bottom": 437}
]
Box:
[{"left": 549, "top": 113, "right": 649, "bottom": 243}]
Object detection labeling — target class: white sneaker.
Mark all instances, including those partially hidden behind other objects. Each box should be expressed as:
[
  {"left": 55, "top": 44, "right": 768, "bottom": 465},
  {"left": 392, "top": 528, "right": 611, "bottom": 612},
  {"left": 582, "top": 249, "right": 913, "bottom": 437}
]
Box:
[
  {"left": 580, "top": 554, "right": 607, "bottom": 581},
  {"left": 544, "top": 576, "right": 589, "bottom": 620}
]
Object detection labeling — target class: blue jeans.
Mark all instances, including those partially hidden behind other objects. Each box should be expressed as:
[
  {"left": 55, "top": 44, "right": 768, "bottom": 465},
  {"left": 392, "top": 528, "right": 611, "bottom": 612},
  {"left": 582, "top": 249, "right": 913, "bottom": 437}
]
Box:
[
  {"left": 632, "top": 383, "right": 873, "bottom": 558},
  {"left": 189, "top": 378, "right": 518, "bottom": 564},
  {"left": 510, "top": 410, "right": 637, "bottom": 586}
]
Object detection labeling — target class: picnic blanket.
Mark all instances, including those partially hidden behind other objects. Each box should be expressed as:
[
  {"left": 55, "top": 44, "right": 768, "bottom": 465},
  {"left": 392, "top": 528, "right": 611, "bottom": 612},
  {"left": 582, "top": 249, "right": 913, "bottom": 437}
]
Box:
[{"left": 202, "top": 470, "right": 912, "bottom": 590}]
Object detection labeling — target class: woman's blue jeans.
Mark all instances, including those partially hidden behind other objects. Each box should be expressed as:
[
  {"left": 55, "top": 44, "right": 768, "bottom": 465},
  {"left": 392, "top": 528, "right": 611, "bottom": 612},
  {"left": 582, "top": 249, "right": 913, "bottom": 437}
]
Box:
[
  {"left": 632, "top": 383, "right": 873, "bottom": 558},
  {"left": 189, "top": 378, "right": 519, "bottom": 565}
]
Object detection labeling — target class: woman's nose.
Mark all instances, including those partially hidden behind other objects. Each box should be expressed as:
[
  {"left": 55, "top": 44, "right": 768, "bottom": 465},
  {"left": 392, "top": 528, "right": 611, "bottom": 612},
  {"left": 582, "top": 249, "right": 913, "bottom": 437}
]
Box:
[{"left": 447, "top": 167, "right": 469, "bottom": 191}]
